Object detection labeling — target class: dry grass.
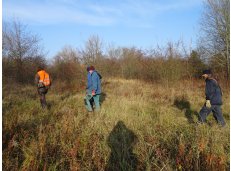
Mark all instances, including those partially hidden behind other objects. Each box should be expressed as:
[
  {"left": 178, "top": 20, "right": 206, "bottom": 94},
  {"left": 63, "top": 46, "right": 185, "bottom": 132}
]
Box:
[{"left": 2, "top": 78, "right": 230, "bottom": 170}]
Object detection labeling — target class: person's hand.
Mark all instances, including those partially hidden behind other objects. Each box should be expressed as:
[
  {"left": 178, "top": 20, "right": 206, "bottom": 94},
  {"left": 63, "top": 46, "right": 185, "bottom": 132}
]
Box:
[
  {"left": 92, "top": 91, "right": 95, "bottom": 95},
  {"left": 206, "top": 100, "right": 211, "bottom": 108}
]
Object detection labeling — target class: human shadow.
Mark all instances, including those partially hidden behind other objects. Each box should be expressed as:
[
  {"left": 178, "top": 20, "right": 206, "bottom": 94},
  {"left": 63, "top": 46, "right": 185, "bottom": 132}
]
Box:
[
  {"left": 88, "top": 93, "right": 107, "bottom": 111},
  {"left": 99, "top": 92, "right": 107, "bottom": 106},
  {"left": 61, "top": 92, "right": 76, "bottom": 101},
  {"left": 106, "top": 121, "right": 139, "bottom": 171},
  {"left": 174, "top": 96, "right": 198, "bottom": 124},
  {"left": 47, "top": 100, "right": 58, "bottom": 110}
]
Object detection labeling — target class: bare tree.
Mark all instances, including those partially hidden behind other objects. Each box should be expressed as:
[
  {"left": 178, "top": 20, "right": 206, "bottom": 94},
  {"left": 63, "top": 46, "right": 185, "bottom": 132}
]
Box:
[
  {"left": 51, "top": 45, "right": 81, "bottom": 82},
  {"left": 79, "top": 35, "right": 104, "bottom": 65},
  {"left": 152, "top": 41, "right": 184, "bottom": 88},
  {"left": 2, "top": 17, "right": 47, "bottom": 83},
  {"left": 197, "top": 0, "right": 230, "bottom": 78},
  {"left": 3, "top": 17, "right": 46, "bottom": 61},
  {"left": 52, "top": 45, "right": 79, "bottom": 64}
]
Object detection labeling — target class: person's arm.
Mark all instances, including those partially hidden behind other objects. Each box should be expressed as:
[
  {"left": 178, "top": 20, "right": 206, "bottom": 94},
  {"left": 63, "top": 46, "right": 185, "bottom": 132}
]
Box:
[
  {"left": 86, "top": 72, "right": 91, "bottom": 89},
  {"left": 205, "top": 81, "right": 215, "bottom": 100},
  {"left": 91, "top": 72, "right": 98, "bottom": 95},
  {"left": 34, "top": 74, "right": 40, "bottom": 86}
]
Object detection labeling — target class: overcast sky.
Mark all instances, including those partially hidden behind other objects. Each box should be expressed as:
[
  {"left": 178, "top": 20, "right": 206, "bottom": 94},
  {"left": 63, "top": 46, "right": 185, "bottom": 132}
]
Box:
[{"left": 2, "top": 0, "right": 203, "bottom": 59}]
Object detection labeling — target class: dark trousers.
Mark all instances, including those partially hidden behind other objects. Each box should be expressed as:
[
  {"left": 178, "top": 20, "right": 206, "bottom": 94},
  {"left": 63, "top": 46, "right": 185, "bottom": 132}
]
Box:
[
  {"left": 38, "top": 88, "right": 48, "bottom": 109},
  {"left": 198, "top": 104, "right": 226, "bottom": 126},
  {"left": 90, "top": 98, "right": 94, "bottom": 109}
]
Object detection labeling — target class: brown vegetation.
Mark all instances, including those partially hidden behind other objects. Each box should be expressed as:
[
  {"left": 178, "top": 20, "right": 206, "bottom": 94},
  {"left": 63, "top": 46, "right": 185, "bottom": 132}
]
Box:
[
  {"left": 2, "top": 77, "right": 230, "bottom": 170},
  {"left": 2, "top": 11, "right": 229, "bottom": 170}
]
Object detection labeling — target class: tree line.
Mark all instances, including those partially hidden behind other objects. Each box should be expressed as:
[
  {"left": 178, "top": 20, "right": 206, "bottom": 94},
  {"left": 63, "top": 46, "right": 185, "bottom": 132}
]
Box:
[{"left": 2, "top": 0, "right": 230, "bottom": 86}]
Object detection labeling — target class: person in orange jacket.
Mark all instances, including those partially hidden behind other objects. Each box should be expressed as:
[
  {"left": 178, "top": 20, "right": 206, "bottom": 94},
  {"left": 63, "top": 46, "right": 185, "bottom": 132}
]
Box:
[{"left": 35, "top": 67, "right": 52, "bottom": 109}]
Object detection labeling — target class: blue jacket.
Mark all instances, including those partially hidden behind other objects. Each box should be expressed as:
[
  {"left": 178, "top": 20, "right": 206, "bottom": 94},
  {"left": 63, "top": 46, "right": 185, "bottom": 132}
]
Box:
[
  {"left": 205, "top": 78, "right": 223, "bottom": 105},
  {"left": 86, "top": 72, "right": 91, "bottom": 89},
  {"left": 86, "top": 70, "right": 102, "bottom": 95}
]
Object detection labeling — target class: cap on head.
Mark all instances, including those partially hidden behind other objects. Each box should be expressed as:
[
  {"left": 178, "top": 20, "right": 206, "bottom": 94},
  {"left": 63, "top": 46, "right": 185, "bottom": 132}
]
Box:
[
  {"left": 89, "top": 66, "right": 95, "bottom": 71},
  {"left": 87, "top": 67, "right": 90, "bottom": 72},
  {"left": 37, "top": 66, "right": 44, "bottom": 72},
  {"left": 202, "top": 69, "right": 212, "bottom": 75}
]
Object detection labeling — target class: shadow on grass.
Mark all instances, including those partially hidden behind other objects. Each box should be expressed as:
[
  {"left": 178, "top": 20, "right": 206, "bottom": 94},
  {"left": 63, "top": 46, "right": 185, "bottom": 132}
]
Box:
[
  {"left": 99, "top": 92, "right": 107, "bottom": 105},
  {"left": 89, "top": 92, "right": 107, "bottom": 110},
  {"left": 2, "top": 101, "right": 13, "bottom": 114},
  {"left": 47, "top": 100, "right": 58, "bottom": 110},
  {"left": 61, "top": 93, "right": 77, "bottom": 101},
  {"left": 106, "top": 121, "right": 141, "bottom": 171},
  {"left": 101, "top": 81, "right": 111, "bottom": 87},
  {"left": 223, "top": 112, "right": 230, "bottom": 120},
  {"left": 174, "top": 96, "right": 198, "bottom": 124}
]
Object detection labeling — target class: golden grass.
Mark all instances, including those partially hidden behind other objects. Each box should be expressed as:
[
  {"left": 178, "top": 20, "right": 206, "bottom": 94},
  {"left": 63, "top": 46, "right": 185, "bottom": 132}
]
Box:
[{"left": 2, "top": 78, "right": 230, "bottom": 170}]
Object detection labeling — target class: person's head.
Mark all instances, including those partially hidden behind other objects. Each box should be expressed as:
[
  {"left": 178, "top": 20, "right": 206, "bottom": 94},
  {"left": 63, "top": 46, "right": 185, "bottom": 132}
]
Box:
[
  {"left": 89, "top": 66, "right": 95, "bottom": 73},
  {"left": 37, "top": 66, "right": 44, "bottom": 72},
  {"left": 87, "top": 67, "right": 90, "bottom": 72},
  {"left": 202, "top": 69, "right": 212, "bottom": 79}
]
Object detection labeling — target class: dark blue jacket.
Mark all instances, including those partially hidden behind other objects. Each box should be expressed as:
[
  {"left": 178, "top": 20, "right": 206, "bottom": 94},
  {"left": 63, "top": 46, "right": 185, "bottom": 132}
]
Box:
[
  {"left": 86, "top": 70, "right": 102, "bottom": 95},
  {"left": 205, "top": 78, "right": 222, "bottom": 105}
]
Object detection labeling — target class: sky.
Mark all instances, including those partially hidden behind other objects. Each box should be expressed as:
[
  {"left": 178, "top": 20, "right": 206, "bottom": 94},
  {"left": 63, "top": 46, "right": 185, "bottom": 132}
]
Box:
[{"left": 2, "top": 0, "right": 203, "bottom": 59}]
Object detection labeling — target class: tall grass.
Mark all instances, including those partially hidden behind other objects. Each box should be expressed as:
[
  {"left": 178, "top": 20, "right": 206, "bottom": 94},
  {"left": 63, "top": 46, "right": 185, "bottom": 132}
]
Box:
[{"left": 2, "top": 78, "right": 230, "bottom": 170}]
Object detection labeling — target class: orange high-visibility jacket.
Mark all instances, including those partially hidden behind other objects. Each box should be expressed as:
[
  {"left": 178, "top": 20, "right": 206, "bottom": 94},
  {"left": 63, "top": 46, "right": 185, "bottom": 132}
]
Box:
[{"left": 37, "top": 70, "right": 50, "bottom": 86}]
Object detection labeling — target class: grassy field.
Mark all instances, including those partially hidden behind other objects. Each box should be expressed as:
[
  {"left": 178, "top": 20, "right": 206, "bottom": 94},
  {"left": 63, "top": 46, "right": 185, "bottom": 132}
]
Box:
[{"left": 2, "top": 78, "right": 230, "bottom": 171}]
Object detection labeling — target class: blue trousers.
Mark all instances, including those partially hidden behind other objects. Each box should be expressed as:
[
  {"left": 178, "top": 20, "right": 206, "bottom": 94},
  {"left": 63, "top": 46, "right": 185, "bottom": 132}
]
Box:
[
  {"left": 84, "top": 94, "right": 100, "bottom": 112},
  {"left": 198, "top": 104, "right": 226, "bottom": 126}
]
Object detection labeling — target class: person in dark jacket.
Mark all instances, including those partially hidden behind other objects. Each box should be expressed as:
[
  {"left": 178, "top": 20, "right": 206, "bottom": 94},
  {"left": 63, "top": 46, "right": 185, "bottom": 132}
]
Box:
[
  {"left": 35, "top": 67, "right": 52, "bottom": 109},
  {"left": 198, "top": 69, "right": 226, "bottom": 126},
  {"left": 84, "top": 66, "right": 102, "bottom": 113}
]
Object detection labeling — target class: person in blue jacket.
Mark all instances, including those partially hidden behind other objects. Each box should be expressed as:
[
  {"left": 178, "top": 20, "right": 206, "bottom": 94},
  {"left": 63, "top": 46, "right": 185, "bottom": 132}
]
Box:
[
  {"left": 84, "top": 66, "right": 102, "bottom": 113},
  {"left": 86, "top": 66, "right": 94, "bottom": 108},
  {"left": 198, "top": 69, "right": 226, "bottom": 127}
]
